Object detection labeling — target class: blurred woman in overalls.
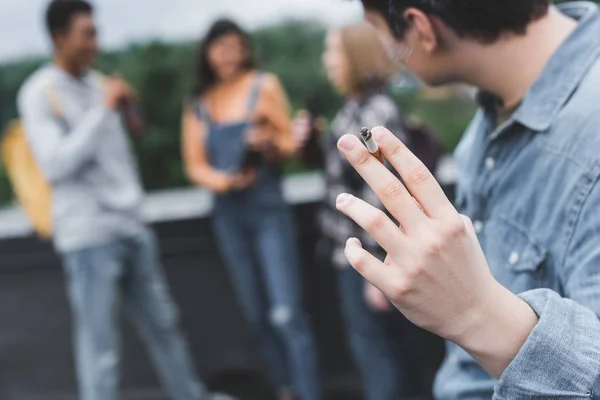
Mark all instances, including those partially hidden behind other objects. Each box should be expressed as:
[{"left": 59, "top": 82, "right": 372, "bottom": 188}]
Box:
[{"left": 181, "top": 19, "right": 322, "bottom": 400}]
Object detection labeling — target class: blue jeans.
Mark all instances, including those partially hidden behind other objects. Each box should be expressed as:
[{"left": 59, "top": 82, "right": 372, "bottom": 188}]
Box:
[
  {"left": 61, "top": 228, "right": 207, "bottom": 400},
  {"left": 213, "top": 205, "right": 322, "bottom": 400},
  {"left": 337, "top": 267, "right": 425, "bottom": 400}
]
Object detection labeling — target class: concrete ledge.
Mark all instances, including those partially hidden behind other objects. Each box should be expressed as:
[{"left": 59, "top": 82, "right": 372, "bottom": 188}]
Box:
[
  {"left": 0, "top": 173, "right": 327, "bottom": 240},
  {"left": 0, "top": 157, "right": 457, "bottom": 241}
]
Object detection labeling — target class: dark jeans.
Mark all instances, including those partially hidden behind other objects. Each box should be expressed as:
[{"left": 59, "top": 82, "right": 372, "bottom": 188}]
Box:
[
  {"left": 337, "top": 267, "right": 427, "bottom": 400},
  {"left": 213, "top": 204, "right": 322, "bottom": 400}
]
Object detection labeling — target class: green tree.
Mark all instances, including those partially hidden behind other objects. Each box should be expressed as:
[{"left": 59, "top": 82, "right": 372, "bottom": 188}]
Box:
[{"left": 0, "top": 19, "right": 476, "bottom": 206}]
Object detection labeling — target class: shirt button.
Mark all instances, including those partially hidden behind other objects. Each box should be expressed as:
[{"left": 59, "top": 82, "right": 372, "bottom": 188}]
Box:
[
  {"left": 485, "top": 157, "right": 495, "bottom": 170},
  {"left": 473, "top": 220, "right": 484, "bottom": 234},
  {"left": 509, "top": 252, "right": 520, "bottom": 266}
]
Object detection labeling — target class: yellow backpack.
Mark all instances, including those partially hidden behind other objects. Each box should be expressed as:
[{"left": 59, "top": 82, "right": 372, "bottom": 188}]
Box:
[{"left": 1, "top": 86, "right": 62, "bottom": 239}]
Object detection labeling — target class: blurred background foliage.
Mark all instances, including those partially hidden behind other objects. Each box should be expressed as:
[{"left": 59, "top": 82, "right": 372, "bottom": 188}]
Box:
[{"left": 0, "top": 20, "right": 477, "bottom": 205}]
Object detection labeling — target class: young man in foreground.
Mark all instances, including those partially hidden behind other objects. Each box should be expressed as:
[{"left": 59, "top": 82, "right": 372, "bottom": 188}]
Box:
[
  {"left": 349, "top": 0, "right": 600, "bottom": 398},
  {"left": 18, "top": 1, "right": 232, "bottom": 399}
]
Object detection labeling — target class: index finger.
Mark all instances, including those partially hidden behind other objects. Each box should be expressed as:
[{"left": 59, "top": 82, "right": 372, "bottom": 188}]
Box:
[
  {"left": 372, "top": 126, "right": 455, "bottom": 219},
  {"left": 337, "top": 134, "right": 427, "bottom": 230}
]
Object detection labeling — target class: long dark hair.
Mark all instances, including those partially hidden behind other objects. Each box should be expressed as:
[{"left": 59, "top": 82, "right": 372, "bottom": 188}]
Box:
[{"left": 193, "top": 19, "right": 255, "bottom": 97}]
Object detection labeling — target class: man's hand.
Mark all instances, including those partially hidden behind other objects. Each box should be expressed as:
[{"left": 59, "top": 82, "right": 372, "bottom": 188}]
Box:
[
  {"left": 104, "top": 76, "right": 135, "bottom": 110},
  {"left": 336, "top": 126, "right": 538, "bottom": 378}
]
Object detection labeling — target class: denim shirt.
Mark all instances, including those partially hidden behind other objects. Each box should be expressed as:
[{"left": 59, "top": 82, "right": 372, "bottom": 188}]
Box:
[
  {"left": 434, "top": 2, "right": 600, "bottom": 399},
  {"left": 496, "top": 289, "right": 600, "bottom": 399}
]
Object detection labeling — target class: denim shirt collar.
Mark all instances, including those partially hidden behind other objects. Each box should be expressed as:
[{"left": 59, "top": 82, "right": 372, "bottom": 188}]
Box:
[{"left": 479, "top": 2, "right": 600, "bottom": 132}]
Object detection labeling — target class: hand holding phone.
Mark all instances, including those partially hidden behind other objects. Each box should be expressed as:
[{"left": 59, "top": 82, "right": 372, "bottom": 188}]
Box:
[
  {"left": 243, "top": 117, "right": 271, "bottom": 169},
  {"left": 105, "top": 76, "right": 134, "bottom": 109}
]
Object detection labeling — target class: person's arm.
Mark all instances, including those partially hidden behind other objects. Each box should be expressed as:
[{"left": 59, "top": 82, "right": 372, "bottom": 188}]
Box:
[
  {"left": 335, "top": 125, "right": 600, "bottom": 396},
  {"left": 181, "top": 104, "right": 233, "bottom": 193},
  {"left": 334, "top": 126, "right": 539, "bottom": 377},
  {"left": 494, "top": 289, "right": 600, "bottom": 399},
  {"left": 255, "top": 74, "right": 297, "bottom": 159},
  {"left": 18, "top": 82, "right": 114, "bottom": 184},
  {"left": 494, "top": 176, "right": 600, "bottom": 397}
]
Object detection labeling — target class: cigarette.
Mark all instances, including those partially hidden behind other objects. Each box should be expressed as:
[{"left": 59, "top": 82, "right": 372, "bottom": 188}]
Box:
[{"left": 359, "top": 127, "right": 384, "bottom": 164}]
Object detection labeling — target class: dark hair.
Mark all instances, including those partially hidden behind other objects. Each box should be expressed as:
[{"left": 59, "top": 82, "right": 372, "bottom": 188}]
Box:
[
  {"left": 361, "top": 0, "right": 550, "bottom": 43},
  {"left": 193, "top": 19, "right": 255, "bottom": 96},
  {"left": 45, "top": 0, "right": 93, "bottom": 41}
]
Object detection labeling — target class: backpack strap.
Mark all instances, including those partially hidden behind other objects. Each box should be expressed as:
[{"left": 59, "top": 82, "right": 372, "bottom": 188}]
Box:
[
  {"left": 41, "top": 83, "right": 70, "bottom": 134},
  {"left": 43, "top": 84, "right": 62, "bottom": 119}
]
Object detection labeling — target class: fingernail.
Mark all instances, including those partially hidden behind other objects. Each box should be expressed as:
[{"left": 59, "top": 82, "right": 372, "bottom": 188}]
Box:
[
  {"left": 336, "top": 193, "right": 353, "bottom": 207},
  {"left": 372, "top": 127, "right": 385, "bottom": 141},
  {"left": 338, "top": 135, "right": 358, "bottom": 151},
  {"left": 346, "top": 237, "right": 362, "bottom": 247}
]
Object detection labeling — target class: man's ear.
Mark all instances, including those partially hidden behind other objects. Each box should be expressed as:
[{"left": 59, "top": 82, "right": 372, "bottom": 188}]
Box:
[
  {"left": 403, "top": 8, "right": 440, "bottom": 53},
  {"left": 52, "top": 31, "right": 67, "bottom": 50}
]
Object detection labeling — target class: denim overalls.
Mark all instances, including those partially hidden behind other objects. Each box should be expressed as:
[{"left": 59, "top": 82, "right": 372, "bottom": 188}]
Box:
[{"left": 195, "top": 74, "right": 321, "bottom": 400}]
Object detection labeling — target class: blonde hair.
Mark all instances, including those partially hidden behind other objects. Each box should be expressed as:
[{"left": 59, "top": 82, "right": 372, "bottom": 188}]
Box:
[{"left": 338, "top": 22, "right": 396, "bottom": 95}]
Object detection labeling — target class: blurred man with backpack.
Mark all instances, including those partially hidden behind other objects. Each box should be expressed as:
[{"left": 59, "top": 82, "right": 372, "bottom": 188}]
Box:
[{"left": 14, "top": 2, "right": 232, "bottom": 399}]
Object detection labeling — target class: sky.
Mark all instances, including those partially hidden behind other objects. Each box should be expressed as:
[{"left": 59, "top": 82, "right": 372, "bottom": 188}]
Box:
[{"left": 0, "top": 0, "right": 363, "bottom": 63}]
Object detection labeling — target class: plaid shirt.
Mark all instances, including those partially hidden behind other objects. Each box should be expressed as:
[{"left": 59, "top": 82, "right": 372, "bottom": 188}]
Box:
[{"left": 320, "top": 89, "right": 405, "bottom": 268}]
